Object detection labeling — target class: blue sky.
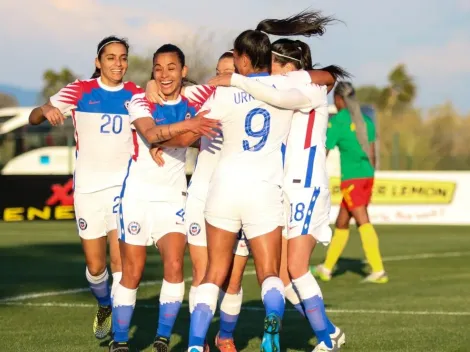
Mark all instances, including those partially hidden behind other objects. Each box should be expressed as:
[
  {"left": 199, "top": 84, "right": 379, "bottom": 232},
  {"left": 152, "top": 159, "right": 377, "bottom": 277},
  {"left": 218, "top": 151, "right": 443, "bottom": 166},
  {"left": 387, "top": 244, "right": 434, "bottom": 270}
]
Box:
[{"left": 1, "top": 0, "right": 469, "bottom": 113}]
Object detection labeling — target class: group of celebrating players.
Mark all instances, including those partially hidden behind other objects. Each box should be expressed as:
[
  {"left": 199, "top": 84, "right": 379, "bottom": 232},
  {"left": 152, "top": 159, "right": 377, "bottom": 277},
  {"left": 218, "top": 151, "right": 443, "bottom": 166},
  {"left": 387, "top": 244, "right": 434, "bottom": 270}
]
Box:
[{"left": 29, "top": 8, "right": 388, "bottom": 352}]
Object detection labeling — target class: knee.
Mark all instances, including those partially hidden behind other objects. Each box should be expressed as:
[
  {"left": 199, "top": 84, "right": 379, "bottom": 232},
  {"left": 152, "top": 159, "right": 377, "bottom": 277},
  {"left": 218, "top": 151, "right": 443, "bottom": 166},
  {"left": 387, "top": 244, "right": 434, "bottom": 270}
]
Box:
[
  {"left": 287, "top": 258, "right": 308, "bottom": 280},
  {"left": 86, "top": 262, "right": 107, "bottom": 277},
  {"left": 122, "top": 261, "right": 144, "bottom": 287},
  {"left": 164, "top": 257, "right": 184, "bottom": 283}
]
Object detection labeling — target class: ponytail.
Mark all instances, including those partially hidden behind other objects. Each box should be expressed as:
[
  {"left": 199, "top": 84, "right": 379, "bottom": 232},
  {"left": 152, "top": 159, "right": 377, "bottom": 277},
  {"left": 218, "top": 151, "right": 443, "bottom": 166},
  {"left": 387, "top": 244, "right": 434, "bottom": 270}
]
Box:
[
  {"left": 335, "top": 82, "right": 370, "bottom": 155},
  {"left": 256, "top": 9, "right": 336, "bottom": 37},
  {"left": 295, "top": 40, "right": 313, "bottom": 70}
]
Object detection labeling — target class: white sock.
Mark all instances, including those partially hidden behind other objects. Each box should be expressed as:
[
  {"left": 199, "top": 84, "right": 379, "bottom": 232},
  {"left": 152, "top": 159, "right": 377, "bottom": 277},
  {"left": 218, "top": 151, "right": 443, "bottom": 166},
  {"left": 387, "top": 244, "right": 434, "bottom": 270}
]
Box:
[
  {"left": 111, "top": 272, "right": 122, "bottom": 299},
  {"left": 160, "top": 280, "right": 185, "bottom": 304},
  {"left": 284, "top": 283, "right": 301, "bottom": 306},
  {"left": 194, "top": 283, "right": 219, "bottom": 314},
  {"left": 85, "top": 267, "right": 109, "bottom": 284},
  {"left": 219, "top": 288, "right": 243, "bottom": 315},
  {"left": 113, "top": 284, "right": 137, "bottom": 308},
  {"left": 189, "top": 285, "right": 197, "bottom": 314},
  {"left": 292, "top": 272, "right": 323, "bottom": 300}
]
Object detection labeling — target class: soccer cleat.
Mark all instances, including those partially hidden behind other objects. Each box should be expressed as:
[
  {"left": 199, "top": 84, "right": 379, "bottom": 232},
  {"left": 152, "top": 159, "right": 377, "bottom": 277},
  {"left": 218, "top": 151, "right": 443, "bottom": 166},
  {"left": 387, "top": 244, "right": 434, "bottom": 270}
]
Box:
[
  {"left": 330, "top": 326, "right": 346, "bottom": 348},
  {"left": 362, "top": 271, "right": 389, "bottom": 284},
  {"left": 94, "top": 304, "right": 112, "bottom": 339},
  {"left": 215, "top": 331, "right": 237, "bottom": 351},
  {"left": 153, "top": 336, "right": 170, "bottom": 352},
  {"left": 311, "top": 264, "right": 332, "bottom": 282},
  {"left": 312, "top": 341, "right": 339, "bottom": 352},
  {"left": 260, "top": 313, "right": 281, "bottom": 352},
  {"left": 109, "top": 340, "right": 130, "bottom": 352}
]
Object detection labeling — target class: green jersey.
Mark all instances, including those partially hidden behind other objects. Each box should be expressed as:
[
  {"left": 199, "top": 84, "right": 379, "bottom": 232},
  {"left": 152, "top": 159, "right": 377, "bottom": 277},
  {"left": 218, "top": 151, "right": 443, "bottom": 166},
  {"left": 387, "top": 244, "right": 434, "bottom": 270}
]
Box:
[{"left": 326, "top": 108, "right": 376, "bottom": 180}]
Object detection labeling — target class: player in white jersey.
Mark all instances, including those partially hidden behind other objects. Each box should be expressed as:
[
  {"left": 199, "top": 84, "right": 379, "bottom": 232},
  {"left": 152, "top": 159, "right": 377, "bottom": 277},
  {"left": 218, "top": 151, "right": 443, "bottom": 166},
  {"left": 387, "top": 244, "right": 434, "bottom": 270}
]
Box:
[
  {"left": 237, "top": 38, "right": 348, "bottom": 351},
  {"left": 110, "top": 44, "right": 219, "bottom": 352},
  {"left": 187, "top": 10, "right": 339, "bottom": 352},
  {"left": 28, "top": 36, "right": 142, "bottom": 341}
]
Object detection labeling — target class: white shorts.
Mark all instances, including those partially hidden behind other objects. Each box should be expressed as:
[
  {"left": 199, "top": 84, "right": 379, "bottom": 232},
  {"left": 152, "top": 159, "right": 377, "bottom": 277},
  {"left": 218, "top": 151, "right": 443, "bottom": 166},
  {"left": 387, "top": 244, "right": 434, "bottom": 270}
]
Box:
[
  {"left": 74, "top": 186, "right": 121, "bottom": 240},
  {"left": 205, "top": 181, "right": 284, "bottom": 240},
  {"left": 118, "top": 196, "right": 186, "bottom": 246},
  {"left": 284, "top": 186, "right": 332, "bottom": 246},
  {"left": 185, "top": 194, "right": 250, "bottom": 256}
]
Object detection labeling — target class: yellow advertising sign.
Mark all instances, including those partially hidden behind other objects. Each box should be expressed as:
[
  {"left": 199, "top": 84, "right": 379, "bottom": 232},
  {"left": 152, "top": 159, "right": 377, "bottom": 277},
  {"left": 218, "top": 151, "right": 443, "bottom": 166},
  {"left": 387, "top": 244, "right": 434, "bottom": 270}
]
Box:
[{"left": 329, "top": 177, "right": 456, "bottom": 205}]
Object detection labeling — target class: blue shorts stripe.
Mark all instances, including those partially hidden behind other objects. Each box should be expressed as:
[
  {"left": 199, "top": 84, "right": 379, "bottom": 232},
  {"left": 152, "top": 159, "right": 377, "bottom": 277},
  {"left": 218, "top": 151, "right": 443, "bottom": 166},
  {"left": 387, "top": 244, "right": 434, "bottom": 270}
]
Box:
[
  {"left": 304, "top": 146, "right": 317, "bottom": 187},
  {"left": 301, "top": 187, "right": 321, "bottom": 235},
  {"left": 281, "top": 143, "right": 286, "bottom": 168}
]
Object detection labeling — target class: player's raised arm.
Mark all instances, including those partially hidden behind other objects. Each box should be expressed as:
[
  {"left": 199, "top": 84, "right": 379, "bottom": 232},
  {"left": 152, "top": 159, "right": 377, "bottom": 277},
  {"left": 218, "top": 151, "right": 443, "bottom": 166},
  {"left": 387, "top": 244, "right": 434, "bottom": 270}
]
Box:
[
  {"left": 128, "top": 94, "right": 219, "bottom": 144},
  {"left": 208, "top": 73, "right": 324, "bottom": 111}
]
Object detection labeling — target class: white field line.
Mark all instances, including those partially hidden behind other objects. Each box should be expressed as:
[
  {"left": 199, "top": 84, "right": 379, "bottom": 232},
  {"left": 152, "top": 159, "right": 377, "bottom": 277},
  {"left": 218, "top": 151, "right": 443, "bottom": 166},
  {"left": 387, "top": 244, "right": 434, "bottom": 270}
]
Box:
[
  {"left": 1, "top": 301, "right": 469, "bottom": 316},
  {"left": 1, "top": 251, "right": 469, "bottom": 303}
]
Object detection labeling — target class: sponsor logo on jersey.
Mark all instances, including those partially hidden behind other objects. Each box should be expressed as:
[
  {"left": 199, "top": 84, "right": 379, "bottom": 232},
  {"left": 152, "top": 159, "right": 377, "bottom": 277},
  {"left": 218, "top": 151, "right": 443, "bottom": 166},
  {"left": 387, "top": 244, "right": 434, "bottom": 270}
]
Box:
[
  {"left": 78, "top": 218, "right": 87, "bottom": 230},
  {"left": 128, "top": 221, "right": 141, "bottom": 235},
  {"left": 189, "top": 222, "right": 201, "bottom": 236}
]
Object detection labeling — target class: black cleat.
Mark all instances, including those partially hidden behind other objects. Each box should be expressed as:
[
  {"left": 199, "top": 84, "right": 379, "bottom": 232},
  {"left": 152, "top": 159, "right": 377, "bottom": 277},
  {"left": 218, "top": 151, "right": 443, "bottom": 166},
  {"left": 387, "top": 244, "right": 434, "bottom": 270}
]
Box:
[
  {"left": 109, "top": 340, "right": 130, "bottom": 352},
  {"left": 153, "top": 336, "right": 170, "bottom": 352}
]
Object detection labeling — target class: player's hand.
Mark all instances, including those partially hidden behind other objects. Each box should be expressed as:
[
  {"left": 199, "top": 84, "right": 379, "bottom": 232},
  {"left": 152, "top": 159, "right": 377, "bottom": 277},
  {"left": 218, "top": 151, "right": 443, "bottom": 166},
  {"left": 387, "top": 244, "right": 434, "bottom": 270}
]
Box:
[
  {"left": 40, "top": 104, "right": 66, "bottom": 126},
  {"left": 149, "top": 146, "right": 165, "bottom": 167},
  {"left": 207, "top": 73, "right": 233, "bottom": 87},
  {"left": 189, "top": 110, "right": 220, "bottom": 139},
  {"left": 146, "top": 80, "right": 166, "bottom": 106}
]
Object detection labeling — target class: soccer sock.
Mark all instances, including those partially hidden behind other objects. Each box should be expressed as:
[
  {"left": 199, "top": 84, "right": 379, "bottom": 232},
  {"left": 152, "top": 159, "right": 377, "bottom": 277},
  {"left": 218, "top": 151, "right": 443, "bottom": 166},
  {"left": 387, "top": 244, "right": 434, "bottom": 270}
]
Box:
[
  {"left": 284, "top": 283, "right": 305, "bottom": 317},
  {"left": 86, "top": 267, "right": 111, "bottom": 306},
  {"left": 292, "top": 272, "right": 333, "bottom": 348},
  {"left": 359, "top": 223, "right": 384, "bottom": 273},
  {"left": 112, "top": 284, "right": 137, "bottom": 343},
  {"left": 157, "top": 280, "right": 184, "bottom": 338},
  {"left": 188, "top": 283, "right": 219, "bottom": 349},
  {"left": 323, "top": 228, "right": 350, "bottom": 271},
  {"left": 111, "top": 272, "right": 122, "bottom": 301},
  {"left": 261, "top": 276, "right": 285, "bottom": 318},
  {"left": 189, "top": 285, "right": 197, "bottom": 314},
  {"left": 218, "top": 288, "right": 243, "bottom": 339}
]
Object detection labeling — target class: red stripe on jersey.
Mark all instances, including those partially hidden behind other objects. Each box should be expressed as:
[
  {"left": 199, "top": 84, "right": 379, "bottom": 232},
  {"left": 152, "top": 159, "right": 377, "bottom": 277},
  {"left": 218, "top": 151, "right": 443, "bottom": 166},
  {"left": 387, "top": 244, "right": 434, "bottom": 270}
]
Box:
[
  {"left": 132, "top": 129, "right": 139, "bottom": 161},
  {"left": 184, "top": 85, "right": 216, "bottom": 110},
  {"left": 71, "top": 111, "right": 79, "bottom": 151},
  {"left": 304, "top": 110, "right": 316, "bottom": 149},
  {"left": 124, "top": 81, "right": 144, "bottom": 95}
]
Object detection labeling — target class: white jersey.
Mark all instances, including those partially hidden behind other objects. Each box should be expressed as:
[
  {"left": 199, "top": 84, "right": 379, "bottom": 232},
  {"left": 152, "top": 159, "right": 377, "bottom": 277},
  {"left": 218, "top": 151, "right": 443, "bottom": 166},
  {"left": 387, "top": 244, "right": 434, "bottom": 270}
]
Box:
[
  {"left": 50, "top": 77, "right": 141, "bottom": 193},
  {"left": 202, "top": 72, "right": 326, "bottom": 188},
  {"left": 124, "top": 92, "right": 199, "bottom": 201},
  {"left": 283, "top": 72, "right": 329, "bottom": 188}
]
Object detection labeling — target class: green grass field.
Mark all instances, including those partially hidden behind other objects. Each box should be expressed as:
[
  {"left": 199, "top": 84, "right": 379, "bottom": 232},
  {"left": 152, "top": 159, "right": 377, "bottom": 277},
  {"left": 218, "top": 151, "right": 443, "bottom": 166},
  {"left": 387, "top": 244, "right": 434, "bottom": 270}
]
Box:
[{"left": 1, "top": 222, "right": 469, "bottom": 352}]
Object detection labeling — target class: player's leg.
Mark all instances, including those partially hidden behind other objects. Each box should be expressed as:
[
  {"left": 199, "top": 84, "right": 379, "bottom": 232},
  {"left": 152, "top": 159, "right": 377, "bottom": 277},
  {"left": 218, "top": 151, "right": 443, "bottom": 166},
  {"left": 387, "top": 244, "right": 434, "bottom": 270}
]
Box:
[
  {"left": 75, "top": 191, "right": 113, "bottom": 340},
  {"left": 313, "top": 181, "right": 353, "bottom": 281},
  {"left": 215, "top": 237, "right": 249, "bottom": 352},
  {"left": 152, "top": 201, "right": 187, "bottom": 351},
  {"left": 110, "top": 197, "right": 148, "bottom": 351},
  {"left": 350, "top": 178, "right": 387, "bottom": 283},
  {"left": 188, "top": 220, "right": 239, "bottom": 352},
  {"left": 106, "top": 189, "right": 124, "bottom": 301}
]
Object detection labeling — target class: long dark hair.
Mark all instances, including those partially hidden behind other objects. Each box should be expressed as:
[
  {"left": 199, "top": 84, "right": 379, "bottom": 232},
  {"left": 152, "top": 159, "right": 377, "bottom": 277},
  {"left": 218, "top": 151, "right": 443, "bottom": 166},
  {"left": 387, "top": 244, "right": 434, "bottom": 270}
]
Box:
[
  {"left": 233, "top": 9, "right": 336, "bottom": 72},
  {"left": 91, "top": 36, "right": 129, "bottom": 79}
]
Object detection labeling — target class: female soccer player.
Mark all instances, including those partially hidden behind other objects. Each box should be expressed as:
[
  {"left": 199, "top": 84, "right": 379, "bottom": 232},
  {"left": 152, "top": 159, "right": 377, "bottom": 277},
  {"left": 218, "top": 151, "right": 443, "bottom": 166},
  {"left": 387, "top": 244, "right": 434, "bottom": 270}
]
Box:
[
  {"left": 110, "top": 44, "right": 219, "bottom": 352},
  {"left": 29, "top": 36, "right": 142, "bottom": 341},
  {"left": 146, "top": 50, "right": 249, "bottom": 352},
  {"left": 312, "top": 82, "right": 388, "bottom": 284},
  {"left": 209, "top": 38, "right": 348, "bottom": 351},
  {"left": 188, "top": 10, "right": 340, "bottom": 352}
]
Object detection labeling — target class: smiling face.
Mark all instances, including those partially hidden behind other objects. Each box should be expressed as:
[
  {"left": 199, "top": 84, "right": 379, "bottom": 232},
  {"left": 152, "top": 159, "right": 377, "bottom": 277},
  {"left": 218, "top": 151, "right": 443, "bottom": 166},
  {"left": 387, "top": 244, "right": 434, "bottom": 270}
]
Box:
[
  {"left": 95, "top": 42, "right": 128, "bottom": 86},
  {"left": 152, "top": 52, "right": 187, "bottom": 100}
]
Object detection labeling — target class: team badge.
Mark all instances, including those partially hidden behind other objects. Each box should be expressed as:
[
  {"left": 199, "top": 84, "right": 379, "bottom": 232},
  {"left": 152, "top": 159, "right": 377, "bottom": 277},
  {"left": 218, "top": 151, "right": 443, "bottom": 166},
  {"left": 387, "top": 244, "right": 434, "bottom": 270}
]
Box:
[
  {"left": 78, "top": 218, "right": 87, "bottom": 230},
  {"left": 128, "top": 221, "right": 141, "bottom": 235},
  {"left": 124, "top": 101, "right": 130, "bottom": 110},
  {"left": 185, "top": 112, "right": 192, "bottom": 120},
  {"left": 189, "top": 223, "right": 201, "bottom": 236}
]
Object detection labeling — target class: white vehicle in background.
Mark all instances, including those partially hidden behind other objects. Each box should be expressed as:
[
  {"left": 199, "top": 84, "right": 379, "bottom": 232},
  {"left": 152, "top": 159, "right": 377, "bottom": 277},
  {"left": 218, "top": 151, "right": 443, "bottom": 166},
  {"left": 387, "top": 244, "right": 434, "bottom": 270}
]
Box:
[{"left": 0, "top": 105, "right": 376, "bottom": 176}]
